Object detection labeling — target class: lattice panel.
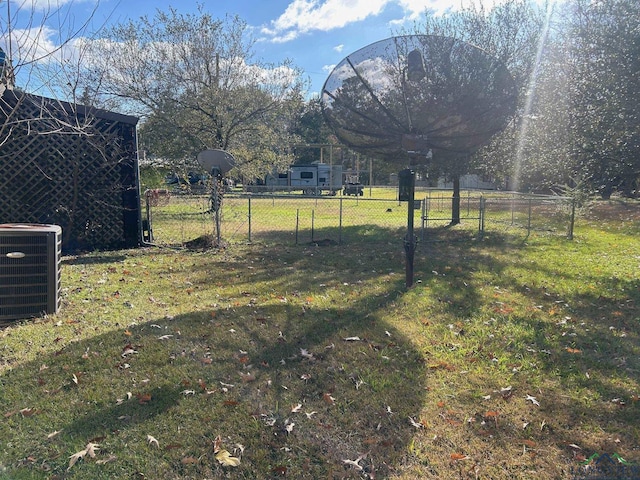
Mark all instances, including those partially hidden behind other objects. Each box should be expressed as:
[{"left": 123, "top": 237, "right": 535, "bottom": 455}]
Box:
[{"left": 0, "top": 91, "right": 140, "bottom": 251}]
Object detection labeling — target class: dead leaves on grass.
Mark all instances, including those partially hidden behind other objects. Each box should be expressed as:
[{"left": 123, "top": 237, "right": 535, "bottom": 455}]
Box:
[
  {"left": 67, "top": 442, "right": 100, "bottom": 470},
  {"left": 213, "top": 435, "right": 241, "bottom": 467}
]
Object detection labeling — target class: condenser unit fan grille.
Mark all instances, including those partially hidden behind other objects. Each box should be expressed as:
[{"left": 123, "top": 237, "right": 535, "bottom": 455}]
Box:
[{"left": 0, "top": 224, "right": 62, "bottom": 321}]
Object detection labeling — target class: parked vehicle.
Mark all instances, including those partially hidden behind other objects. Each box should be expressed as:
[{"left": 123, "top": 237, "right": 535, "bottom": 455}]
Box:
[
  {"left": 248, "top": 164, "right": 343, "bottom": 195},
  {"left": 342, "top": 174, "right": 364, "bottom": 196}
]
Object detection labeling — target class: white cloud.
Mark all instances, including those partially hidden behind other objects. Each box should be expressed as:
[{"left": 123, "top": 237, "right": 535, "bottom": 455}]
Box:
[
  {"left": 25, "top": 0, "right": 91, "bottom": 12},
  {"left": 10, "top": 26, "right": 63, "bottom": 64},
  {"left": 29, "top": 0, "right": 89, "bottom": 11},
  {"left": 262, "top": 0, "right": 388, "bottom": 42},
  {"left": 263, "top": 0, "right": 523, "bottom": 43},
  {"left": 333, "top": 44, "right": 344, "bottom": 53}
]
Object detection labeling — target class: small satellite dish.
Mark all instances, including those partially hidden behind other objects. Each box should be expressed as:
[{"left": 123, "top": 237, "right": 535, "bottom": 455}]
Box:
[
  {"left": 197, "top": 149, "right": 236, "bottom": 176},
  {"left": 321, "top": 35, "right": 517, "bottom": 159}
]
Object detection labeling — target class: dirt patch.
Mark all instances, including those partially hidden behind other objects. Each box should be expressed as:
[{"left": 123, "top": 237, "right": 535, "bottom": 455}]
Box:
[{"left": 183, "top": 234, "right": 227, "bottom": 250}]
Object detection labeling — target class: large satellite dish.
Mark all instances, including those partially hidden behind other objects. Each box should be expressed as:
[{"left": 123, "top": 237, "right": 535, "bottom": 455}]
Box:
[{"left": 321, "top": 35, "right": 517, "bottom": 159}]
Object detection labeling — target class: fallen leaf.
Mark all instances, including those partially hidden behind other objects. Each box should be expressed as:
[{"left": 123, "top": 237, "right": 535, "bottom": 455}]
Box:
[
  {"left": 272, "top": 465, "right": 287, "bottom": 475},
  {"left": 213, "top": 435, "right": 223, "bottom": 454},
  {"left": 181, "top": 456, "right": 199, "bottom": 464},
  {"left": 323, "top": 393, "right": 336, "bottom": 405},
  {"left": 85, "top": 443, "right": 99, "bottom": 458},
  {"left": 67, "top": 443, "right": 99, "bottom": 470},
  {"left": 429, "top": 361, "right": 455, "bottom": 371},
  {"left": 525, "top": 394, "right": 540, "bottom": 406},
  {"left": 147, "top": 435, "right": 159, "bottom": 448},
  {"left": 121, "top": 347, "right": 138, "bottom": 358},
  {"left": 68, "top": 450, "right": 87, "bottom": 470},
  {"left": 409, "top": 417, "right": 424, "bottom": 429},
  {"left": 342, "top": 454, "right": 366, "bottom": 471},
  {"left": 215, "top": 449, "right": 241, "bottom": 467},
  {"left": 451, "top": 453, "right": 469, "bottom": 461},
  {"left": 291, "top": 403, "right": 303, "bottom": 413},
  {"left": 343, "top": 336, "right": 361, "bottom": 342},
  {"left": 300, "top": 348, "right": 315, "bottom": 360}
]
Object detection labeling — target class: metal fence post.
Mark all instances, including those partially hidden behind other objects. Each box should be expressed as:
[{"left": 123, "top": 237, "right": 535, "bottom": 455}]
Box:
[
  {"left": 311, "top": 209, "right": 315, "bottom": 242},
  {"left": 527, "top": 197, "right": 532, "bottom": 236},
  {"left": 248, "top": 196, "right": 252, "bottom": 243},
  {"left": 339, "top": 197, "right": 343, "bottom": 245},
  {"left": 295, "top": 209, "right": 299, "bottom": 245},
  {"left": 568, "top": 197, "right": 575, "bottom": 240},
  {"left": 421, "top": 197, "right": 426, "bottom": 242}
]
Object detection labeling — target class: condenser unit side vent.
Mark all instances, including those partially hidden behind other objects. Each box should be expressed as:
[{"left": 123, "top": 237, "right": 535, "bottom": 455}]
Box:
[{"left": 0, "top": 224, "right": 62, "bottom": 321}]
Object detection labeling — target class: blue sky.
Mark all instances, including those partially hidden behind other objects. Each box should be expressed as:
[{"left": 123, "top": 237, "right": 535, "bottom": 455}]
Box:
[{"left": 3, "top": 0, "right": 508, "bottom": 96}]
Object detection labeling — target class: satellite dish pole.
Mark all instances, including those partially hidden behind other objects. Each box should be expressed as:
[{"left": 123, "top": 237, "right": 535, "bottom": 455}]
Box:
[{"left": 197, "top": 149, "right": 236, "bottom": 247}]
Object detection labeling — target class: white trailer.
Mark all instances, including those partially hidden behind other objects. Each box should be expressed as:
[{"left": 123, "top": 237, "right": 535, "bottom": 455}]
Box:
[{"left": 261, "top": 163, "right": 342, "bottom": 195}]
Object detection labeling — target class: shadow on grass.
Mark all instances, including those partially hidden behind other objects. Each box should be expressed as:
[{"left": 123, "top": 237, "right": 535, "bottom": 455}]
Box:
[
  {"left": 0, "top": 272, "right": 427, "bottom": 479},
  {"left": 60, "top": 254, "right": 128, "bottom": 265},
  {"left": 216, "top": 224, "right": 640, "bottom": 469},
  {"left": 3, "top": 222, "right": 639, "bottom": 479}
]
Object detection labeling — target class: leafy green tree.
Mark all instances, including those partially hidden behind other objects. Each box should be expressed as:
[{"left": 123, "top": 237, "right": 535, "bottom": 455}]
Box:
[
  {"left": 81, "top": 7, "right": 306, "bottom": 179},
  {"left": 290, "top": 96, "right": 337, "bottom": 164},
  {"left": 401, "top": 0, "right": 544, "bottom": 221},
  {"left": 566, "top": 0, "right": 640, "bottom": 198}
]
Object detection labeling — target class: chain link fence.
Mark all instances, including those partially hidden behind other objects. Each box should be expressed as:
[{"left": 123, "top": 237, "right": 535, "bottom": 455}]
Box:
[{"left": 142, "top": 188, "right": 575, "bottom": 248}]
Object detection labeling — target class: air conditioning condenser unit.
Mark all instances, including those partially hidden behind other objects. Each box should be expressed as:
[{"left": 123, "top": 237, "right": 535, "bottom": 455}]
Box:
[{"left": 0, "top": 224, "right": 62, "bottom": 321}]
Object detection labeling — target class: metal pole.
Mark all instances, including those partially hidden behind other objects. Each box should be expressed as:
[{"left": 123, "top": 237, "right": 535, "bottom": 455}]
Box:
[
  {"left": 421, "top": 196, "right": 426, "bottom": 242},
  {"left": 339, "top": 197, "right": 343, "bottom": 245},
  {"left": 248, "top": 196, "right": 252, "bottom": 243},
  {"left": 568, "top": 197, "right": 575, "bottom": 240},
  {"left": 311, "top": 209, "right": 315, "bottom": 242},
  {"left": 405, "top": 187, "right": 415, "bottom": 288},
  {"left": 398, "top": 169, "right": 416, "bottom": 289},
  {"left": 527, "top": 197, "right": 532, "bottom": 235},
  {"left": 369, "top": 157, "right": 373, "bottom": 197}
]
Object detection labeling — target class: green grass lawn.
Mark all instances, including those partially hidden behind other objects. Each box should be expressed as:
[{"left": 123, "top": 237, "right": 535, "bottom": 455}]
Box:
[{"left": 1, "top": 199, "right": 638, "bottom": 479}]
